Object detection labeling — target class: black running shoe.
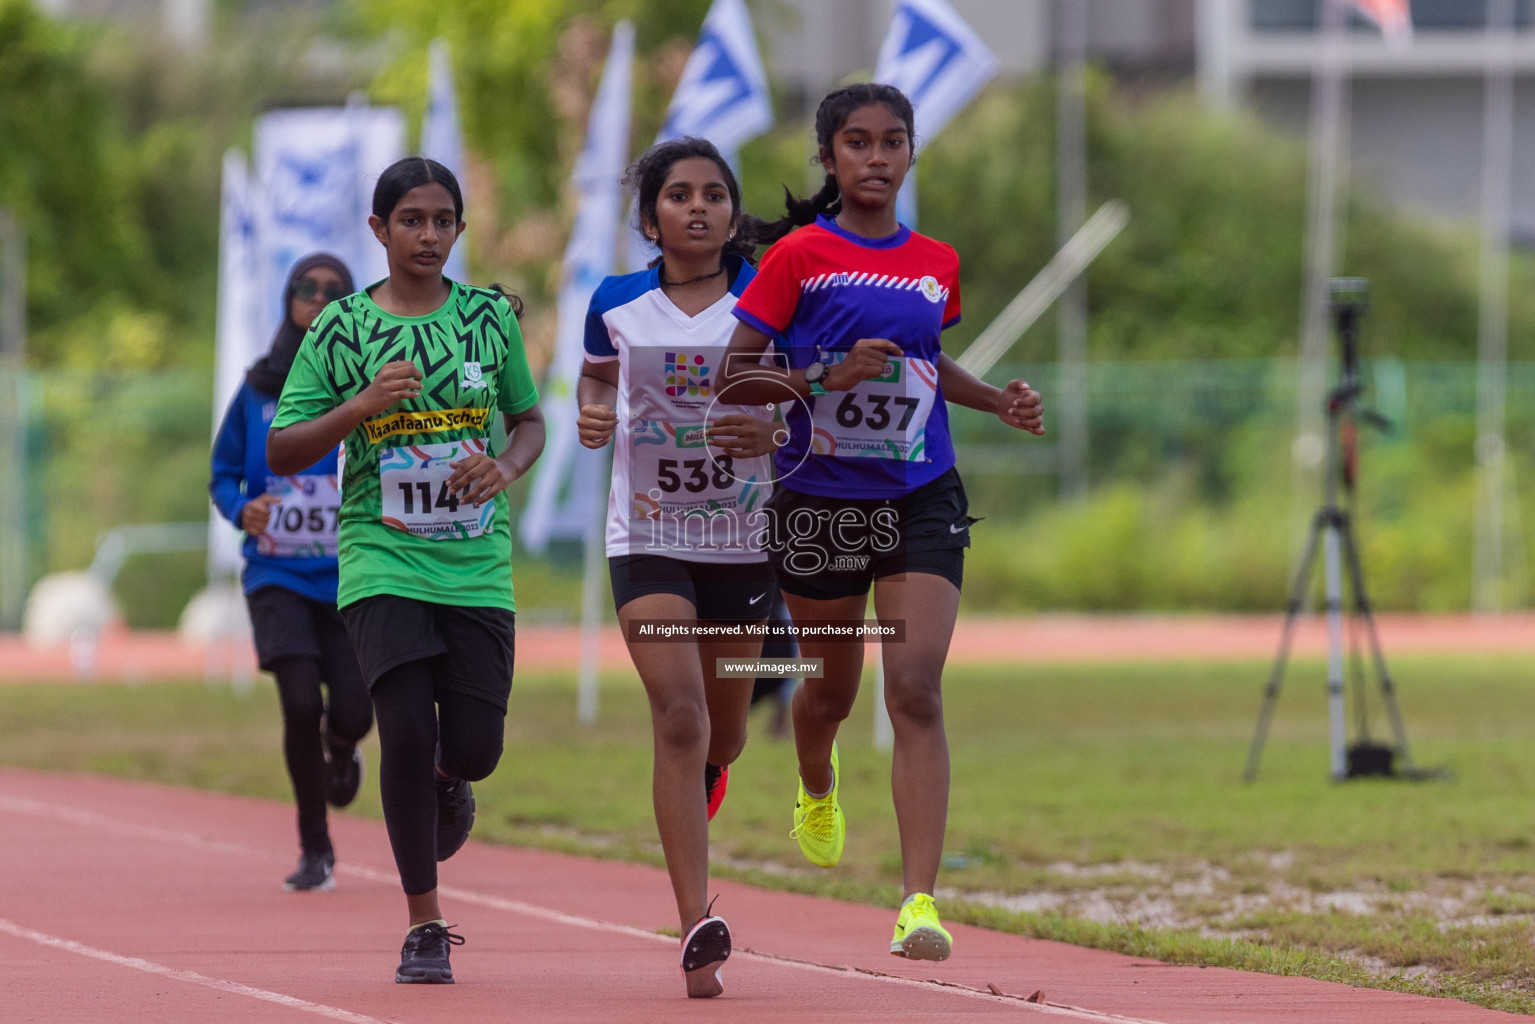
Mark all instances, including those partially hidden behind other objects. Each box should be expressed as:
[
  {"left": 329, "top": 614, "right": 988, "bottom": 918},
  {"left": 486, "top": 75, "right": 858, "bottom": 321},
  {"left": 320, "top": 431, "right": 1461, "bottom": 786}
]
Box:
[
  {"left": 325, "top": 741, "right": 363, "bottom": 808},
  {"left": 434, "top": 772, "right": 475, "bottom": 862},
  {"left": 395, "top": 922, "right": 464, "bottom": 984},
  {"left": 283, "top": 850, "right": 334, "bottom": 891},
  {"left": 680, "top": 908, "right": 731, "bottom": 999}
]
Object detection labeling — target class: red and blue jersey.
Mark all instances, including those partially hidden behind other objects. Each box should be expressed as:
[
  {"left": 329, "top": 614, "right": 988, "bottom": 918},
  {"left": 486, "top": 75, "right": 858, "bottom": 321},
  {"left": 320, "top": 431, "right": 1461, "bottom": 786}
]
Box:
[{"left": 732, "top": 215, "right": 962, "bottom": 499}]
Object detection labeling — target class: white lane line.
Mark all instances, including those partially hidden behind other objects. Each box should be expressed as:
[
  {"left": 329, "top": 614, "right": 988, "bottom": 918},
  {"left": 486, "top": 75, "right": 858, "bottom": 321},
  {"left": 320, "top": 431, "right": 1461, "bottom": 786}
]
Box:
[
  {"left": 0, "top": 918, "right": 392, "bottom": 1024},
  {"left": 0, "top": 792, "right": 1171, "bottom": 1022}
]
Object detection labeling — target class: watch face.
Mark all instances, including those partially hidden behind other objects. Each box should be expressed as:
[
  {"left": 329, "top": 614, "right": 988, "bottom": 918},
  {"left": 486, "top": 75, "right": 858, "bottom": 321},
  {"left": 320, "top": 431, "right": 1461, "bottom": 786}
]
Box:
[{"left": 804, "top": 360, "right": 826, "bottom": 383}]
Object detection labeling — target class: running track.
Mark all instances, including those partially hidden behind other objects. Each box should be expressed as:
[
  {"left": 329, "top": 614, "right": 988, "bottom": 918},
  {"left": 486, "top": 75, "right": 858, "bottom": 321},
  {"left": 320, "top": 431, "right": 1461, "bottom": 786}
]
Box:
[
  {"left": 5, "top": 613, "right": 1535, "bottom": 682},
  {"left": 0, "top": 768, "right": 1521, "bottom": 1023}
]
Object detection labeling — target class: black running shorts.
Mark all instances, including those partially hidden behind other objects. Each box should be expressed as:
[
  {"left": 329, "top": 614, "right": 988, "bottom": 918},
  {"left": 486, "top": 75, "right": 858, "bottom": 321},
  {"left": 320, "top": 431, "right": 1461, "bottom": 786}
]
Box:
[
  {"left": 608, "top": 555, "right": 776, "bottom": 624},
  {"left": 340, "top": 595, "right": 516, "bottom": 711},
  {"left": 245, "top": 584, "right": 361, "bottom": 677},
  {"left": 763, "top": 466, "right": 973, "bottom": 601}
]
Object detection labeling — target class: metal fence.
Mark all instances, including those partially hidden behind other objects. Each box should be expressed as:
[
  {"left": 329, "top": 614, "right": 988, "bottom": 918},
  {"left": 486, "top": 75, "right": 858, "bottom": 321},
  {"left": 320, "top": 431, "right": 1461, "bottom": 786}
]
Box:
[{"left": 2, "top": 359, "right": 1531, "bottom": 626}]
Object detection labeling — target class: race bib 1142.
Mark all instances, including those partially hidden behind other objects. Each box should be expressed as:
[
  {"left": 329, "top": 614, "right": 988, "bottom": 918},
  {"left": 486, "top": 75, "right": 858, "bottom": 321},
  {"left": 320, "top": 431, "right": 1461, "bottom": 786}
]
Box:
[{"left": 379, "top": 439, "right": 494, "bottom": 540}]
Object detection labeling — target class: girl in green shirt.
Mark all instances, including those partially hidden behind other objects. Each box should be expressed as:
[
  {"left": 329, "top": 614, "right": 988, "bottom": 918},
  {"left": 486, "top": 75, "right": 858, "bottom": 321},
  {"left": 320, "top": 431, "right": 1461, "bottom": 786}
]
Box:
[{"left": 269, "top": 157, "right": 544, "bottom": 985}]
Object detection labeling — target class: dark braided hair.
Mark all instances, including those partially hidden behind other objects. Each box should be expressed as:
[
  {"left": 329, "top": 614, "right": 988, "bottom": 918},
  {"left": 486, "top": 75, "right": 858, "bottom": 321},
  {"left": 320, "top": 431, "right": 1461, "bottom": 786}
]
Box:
[
  {"left": 742, "top": 83, "right": 917, "bottom": 249},
  {"left": 624, "top": 137, "right": 759, "bottom": 267}
]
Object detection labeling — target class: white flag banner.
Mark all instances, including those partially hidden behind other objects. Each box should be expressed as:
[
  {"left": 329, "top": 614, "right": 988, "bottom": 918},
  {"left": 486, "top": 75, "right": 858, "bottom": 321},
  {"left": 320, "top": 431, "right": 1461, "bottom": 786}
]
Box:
[
  {"left": 421, "top": 37, "right": 470, "bottom": 284},
  {"left": 519, "top": 21, "right": 635, "bottom": 555},
  {"left": 625, "top": 0, "right": 772, "bottom": 271},
  {"left": 252, "top": 103, "right": 405, "bottom": 334},
  {"left": 875, "top": 0, "right": 999, "bottom": 228},
  {"left": 208, "top": 105, "right": 403, "bottom": 577},
  {"left": 208, "top": 148, "right": 260, "bottom": 578}
]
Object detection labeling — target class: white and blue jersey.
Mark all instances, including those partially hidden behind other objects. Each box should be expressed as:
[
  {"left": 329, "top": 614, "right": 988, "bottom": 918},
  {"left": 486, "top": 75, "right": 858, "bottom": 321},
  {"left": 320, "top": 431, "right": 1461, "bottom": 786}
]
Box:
[{"left": 584, "top": 253, "right": 773, "bottom": 563}]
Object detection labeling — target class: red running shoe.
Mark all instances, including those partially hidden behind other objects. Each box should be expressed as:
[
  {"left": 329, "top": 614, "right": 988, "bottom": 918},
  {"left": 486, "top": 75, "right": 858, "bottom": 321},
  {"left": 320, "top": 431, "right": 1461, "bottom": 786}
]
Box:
[{"left": 705, "top": 763, "right": 729, "bottom": 821}]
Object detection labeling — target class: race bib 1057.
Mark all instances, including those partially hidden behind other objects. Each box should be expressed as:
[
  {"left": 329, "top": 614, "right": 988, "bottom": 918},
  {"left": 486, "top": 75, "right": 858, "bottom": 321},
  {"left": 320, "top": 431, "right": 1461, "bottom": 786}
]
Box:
[{"left": 259, "top": 474, "right": 340, "bottom": 557}]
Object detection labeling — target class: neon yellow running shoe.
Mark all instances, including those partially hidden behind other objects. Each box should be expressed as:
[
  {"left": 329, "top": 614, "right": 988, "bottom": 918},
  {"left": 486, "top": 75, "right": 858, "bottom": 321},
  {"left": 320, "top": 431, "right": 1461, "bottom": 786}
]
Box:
[
  {"left": 790, "top": 742, "right": 844, "bottom": 868},
  {"left": 890, "top": 893, "right": 952, "bottom": 961}
]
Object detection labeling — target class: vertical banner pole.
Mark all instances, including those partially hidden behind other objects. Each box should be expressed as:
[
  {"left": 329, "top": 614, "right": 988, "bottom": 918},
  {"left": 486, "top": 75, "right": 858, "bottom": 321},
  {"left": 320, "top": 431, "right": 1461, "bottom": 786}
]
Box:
[
  {"left": 1292, "top": 0, "right": 1350, "bottom": 581},
  {"left": 577, "top": 463, "right": 608, "bottom": 726},
  {"left": 0, "top": 209, "right": 26, "bottom": 631},
  {"left": 1474, "top": 0, "right": 1515, "bottom": 614},
  {"left": 1055, "top": 0, "right": 1089, "bottom": 500}
]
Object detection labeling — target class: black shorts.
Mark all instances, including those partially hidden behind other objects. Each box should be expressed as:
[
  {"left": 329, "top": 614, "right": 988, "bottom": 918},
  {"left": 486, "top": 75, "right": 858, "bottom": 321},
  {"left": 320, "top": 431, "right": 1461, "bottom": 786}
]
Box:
[
  {"left": 764, "top": 466, "right": 973, "bottom": 601},
  {"left": 245, "top": 585, "right": 362, "bottom": 680},
  {"left": 339, "top": 595, "right": 516, "bottom": 711},
  {"left": 609, "top": 555, "right": 776, "bottom": 623}
]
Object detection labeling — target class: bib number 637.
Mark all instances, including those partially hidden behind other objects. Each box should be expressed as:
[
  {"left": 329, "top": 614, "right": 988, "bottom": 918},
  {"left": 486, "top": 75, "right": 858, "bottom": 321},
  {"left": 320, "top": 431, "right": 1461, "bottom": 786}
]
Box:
[{"left": 834, "top": 392, "right": 920, "bottom": 431}]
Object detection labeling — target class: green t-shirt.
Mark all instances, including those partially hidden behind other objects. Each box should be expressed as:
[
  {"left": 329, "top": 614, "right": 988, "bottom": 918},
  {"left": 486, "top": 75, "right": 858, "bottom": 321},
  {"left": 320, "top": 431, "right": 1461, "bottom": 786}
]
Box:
[{"left": 273, "top": 281, "right": 539, "bottom": 610}]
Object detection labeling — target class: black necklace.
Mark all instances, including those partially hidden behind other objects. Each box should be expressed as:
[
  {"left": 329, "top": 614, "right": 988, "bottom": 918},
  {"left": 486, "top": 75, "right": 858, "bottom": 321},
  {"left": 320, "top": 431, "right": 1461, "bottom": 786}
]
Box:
[{"left": 659, "top": 263, "right": 726, "bottom": 287}]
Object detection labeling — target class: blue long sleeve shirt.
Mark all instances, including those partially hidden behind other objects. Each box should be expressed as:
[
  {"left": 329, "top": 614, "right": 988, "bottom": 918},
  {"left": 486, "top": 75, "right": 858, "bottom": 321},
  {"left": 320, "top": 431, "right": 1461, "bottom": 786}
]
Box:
[{"left": 209, "top": 381, "right": 340, "bottom": 601}]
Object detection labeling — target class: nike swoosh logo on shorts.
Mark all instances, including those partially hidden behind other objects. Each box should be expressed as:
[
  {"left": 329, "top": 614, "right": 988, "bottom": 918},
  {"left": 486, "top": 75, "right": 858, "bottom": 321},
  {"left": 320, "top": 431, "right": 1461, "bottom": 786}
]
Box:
[
  {"left": 749, "top": 593, "right": 766, "bottom": 605},
  {"left": 949, "top": 521, "right": 968, "bottom": 534}
]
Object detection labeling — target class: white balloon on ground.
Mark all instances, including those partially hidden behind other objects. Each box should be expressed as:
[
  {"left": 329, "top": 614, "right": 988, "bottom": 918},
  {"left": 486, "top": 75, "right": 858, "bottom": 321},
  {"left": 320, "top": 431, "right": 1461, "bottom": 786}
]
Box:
[
  {"left": 22, "top": 572, "right": 121, "bottom": 649},
  {"left": 178, "top": 581, "right": 251, "bottom": 645}
]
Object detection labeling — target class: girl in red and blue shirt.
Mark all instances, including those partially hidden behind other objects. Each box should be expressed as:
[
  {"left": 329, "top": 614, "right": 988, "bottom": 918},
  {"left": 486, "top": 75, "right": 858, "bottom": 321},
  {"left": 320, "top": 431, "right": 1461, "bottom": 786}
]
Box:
[{"left": 719, "top": 83, "right": 1045, "bottom": 962}]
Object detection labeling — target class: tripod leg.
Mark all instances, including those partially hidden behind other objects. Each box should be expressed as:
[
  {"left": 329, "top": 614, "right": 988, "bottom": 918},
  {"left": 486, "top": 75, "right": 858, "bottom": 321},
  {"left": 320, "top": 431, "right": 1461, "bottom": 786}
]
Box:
[
  {"left": 1323, "top": 516, "right": 1348, "bottom": 781},
  {"left": 1245, "top": 511, "right": 1326, "bottom": 782},
  {"left": 1338, "top": 516, "right": 1416, "bottom": 773}
]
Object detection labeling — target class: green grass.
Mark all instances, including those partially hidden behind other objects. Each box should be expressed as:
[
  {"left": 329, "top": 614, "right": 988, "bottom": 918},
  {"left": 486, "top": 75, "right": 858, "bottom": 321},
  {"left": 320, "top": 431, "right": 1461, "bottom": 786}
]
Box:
[{"left": 4, "top": 655, "right": 1535, "bottom": 1013}]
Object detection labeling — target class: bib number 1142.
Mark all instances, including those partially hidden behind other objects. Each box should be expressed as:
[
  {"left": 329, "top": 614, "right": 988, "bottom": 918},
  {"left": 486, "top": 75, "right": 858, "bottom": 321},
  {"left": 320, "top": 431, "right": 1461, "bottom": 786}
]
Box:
[{"left": 379, "top": 439, "right": 495, "bottom": 540}]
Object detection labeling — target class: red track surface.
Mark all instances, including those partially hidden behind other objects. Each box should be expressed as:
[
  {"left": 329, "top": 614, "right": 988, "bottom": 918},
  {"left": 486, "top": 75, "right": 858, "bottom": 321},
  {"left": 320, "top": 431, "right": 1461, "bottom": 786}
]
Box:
[
  {"left": 5, "top": 613, "right": 1535, "bottom": 683},
  {"left": 0, "top": 768, "right": 1521, "bottom": 1023}
]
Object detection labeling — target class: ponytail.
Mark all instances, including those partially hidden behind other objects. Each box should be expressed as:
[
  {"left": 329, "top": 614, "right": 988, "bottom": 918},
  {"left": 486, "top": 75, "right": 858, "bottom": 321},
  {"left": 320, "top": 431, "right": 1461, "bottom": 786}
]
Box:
[
  {"left": 739, "top": 175, "right": 841, "bottom": 249},
  {"left": 489, "top": 283, "right": 524, "bottom": 319}
]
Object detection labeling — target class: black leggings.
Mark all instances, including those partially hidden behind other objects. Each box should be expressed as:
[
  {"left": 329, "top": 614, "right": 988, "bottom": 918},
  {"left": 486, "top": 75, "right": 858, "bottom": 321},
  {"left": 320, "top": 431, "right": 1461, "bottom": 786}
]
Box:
[
  {"left": 371, "top": 657, "right": 507, "bottom": 896},
  {"left": 271, "top": 657, "right": 374, "bottom": 855}
]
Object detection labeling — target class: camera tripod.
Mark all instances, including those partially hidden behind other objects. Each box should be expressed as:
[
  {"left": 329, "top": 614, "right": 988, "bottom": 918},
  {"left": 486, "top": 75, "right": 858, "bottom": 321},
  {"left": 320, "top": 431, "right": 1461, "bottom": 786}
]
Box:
[{"left": 1243, "top": 280, "right": 1419, "bottom": 783}]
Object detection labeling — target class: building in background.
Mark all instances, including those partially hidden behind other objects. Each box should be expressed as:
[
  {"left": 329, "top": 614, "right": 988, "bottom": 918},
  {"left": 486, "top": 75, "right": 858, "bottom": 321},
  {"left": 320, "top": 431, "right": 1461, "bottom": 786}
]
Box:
[
  {"left": 1202, "top": 0, "right": 1535, "bottom": 235},
  {"left": 767, "top": 0, "right": 1197, "bottom": 111},
  {"left": 770, "top": 0, "right": 1534, "bottom": 235},
  {"left": 36, "top": 0, "right": 1530, "bottom": 232}
]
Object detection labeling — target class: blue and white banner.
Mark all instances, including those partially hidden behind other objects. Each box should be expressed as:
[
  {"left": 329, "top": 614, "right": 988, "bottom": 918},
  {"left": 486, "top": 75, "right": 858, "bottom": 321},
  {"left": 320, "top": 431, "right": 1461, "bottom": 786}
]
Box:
[
  {"left": 209, "top": 149, "right": 260, "bottom": 578},
  {"left": 209, "top": 105, "right": 403, "bottom": 577},
  {"left": 875, "top": 0, "right": 998, "bottom": 228},
  {"left": 421, "top": 38, "right": 470, "bottom": 284},
  {"left": 252, "top": 103, "right": 405, "bottom": 334},
  {"left": 520, "top": 21, "right": 635, "bottom": 555},
  {"left": 626, "top": 0, "right": 772, "bottom": 271}
]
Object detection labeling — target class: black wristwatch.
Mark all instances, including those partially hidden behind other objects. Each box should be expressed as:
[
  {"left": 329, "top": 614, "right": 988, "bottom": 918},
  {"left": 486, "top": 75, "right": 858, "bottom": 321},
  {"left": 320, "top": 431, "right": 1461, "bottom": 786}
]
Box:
[{"left": 804, "top": 359, "right": 828, "bottom": 396}]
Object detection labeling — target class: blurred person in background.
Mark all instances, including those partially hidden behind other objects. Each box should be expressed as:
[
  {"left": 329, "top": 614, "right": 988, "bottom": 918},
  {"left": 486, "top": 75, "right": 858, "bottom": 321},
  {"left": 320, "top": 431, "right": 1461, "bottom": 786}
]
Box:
[
  {"left": 209, "top": 253, "right": 372, "bottom": 894},
  {"left": 750, "top": 594, "right": 798, "bottom": 739}
]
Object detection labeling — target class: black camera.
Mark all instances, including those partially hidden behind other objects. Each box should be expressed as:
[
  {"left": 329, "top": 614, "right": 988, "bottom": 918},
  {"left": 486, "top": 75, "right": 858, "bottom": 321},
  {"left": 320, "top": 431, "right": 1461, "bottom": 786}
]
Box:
[
  {"left": 1328, "top": 277, "right": 1369, "bottom": 379},
  {"left": 1328, "top": 276, "right": 1369, "bottom": 312}
]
